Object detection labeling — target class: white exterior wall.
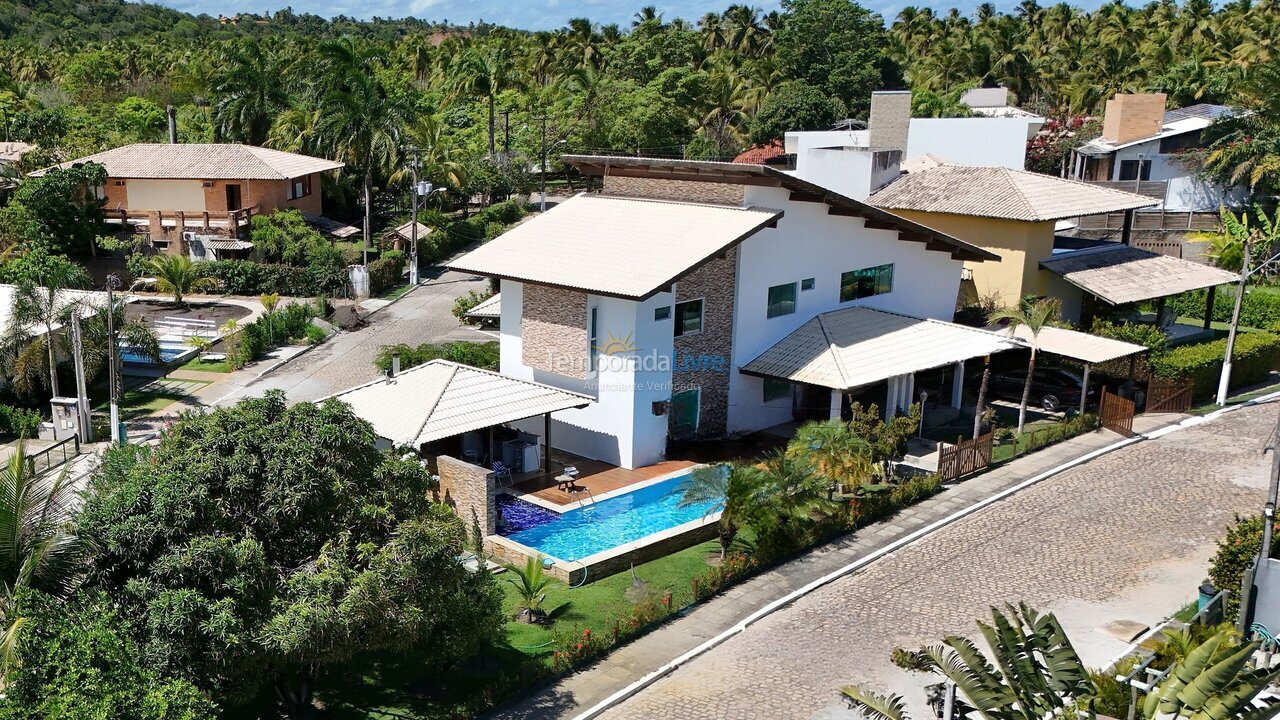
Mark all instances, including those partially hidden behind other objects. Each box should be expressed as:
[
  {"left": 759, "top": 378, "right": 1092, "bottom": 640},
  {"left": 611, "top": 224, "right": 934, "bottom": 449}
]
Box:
[
  {"left": 726, "top": 186, "right": 966, "bottom": 434},
  {"left": 498, "top": 279, "right": 672, "bottom": 470},
  {"left": 906, "top": 117, "right": 1041, "bottom": 169},
  {"left": 1108, "top": 139, "right": 1245, "bottom": 211}
]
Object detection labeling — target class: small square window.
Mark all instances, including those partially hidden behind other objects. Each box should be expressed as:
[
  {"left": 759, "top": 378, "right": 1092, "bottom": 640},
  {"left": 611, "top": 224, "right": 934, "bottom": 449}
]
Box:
[
  {"left": 801, "top": 278, "right": 815, "bottom": 291},
  {"left": 763, "top": 378, "right": 791, "bottom": 403},
  {"left": 767, "top": 283, "right": 797, "bottom": 319},
  {"left": 655, "top": 306, "right": 671, "bottom": 321},
  {"left": 674, "top": 299, "right": 703, "bottom": 337}
]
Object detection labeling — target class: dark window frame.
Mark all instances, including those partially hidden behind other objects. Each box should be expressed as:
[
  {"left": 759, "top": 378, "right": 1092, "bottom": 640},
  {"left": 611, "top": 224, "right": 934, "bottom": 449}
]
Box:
[
  {"left": 766, "top": 282, "right": 798, "bottom": 319},
  {"left": 674, "top": 299, "right": 703, "bottom": 337},
  {"left": 840, "top": 263, "right": 894, "bottom": 302}
]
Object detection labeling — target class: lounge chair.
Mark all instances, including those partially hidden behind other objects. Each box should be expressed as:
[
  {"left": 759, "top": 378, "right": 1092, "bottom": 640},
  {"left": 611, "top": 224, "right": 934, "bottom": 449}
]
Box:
[{"left": 492, "top": 461, "right": 513, "bottom": 488}]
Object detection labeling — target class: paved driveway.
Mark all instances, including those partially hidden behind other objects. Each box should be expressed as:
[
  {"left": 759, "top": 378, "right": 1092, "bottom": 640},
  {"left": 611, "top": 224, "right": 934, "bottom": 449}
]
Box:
[
  {"left": 595, "top": 402, "right": 1274, "bottom": 720},
  {"left": 221, "top": 268, "right": 492, "bottom": 404}
]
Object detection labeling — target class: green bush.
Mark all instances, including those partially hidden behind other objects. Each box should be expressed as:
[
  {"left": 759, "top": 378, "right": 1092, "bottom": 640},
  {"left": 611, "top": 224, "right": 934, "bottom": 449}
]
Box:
[
  {"left": 304, "top": 324, "right": 328, "bottom": 345},
  {"left": 1208, "top": 514, "right": 1278, "bottom": 621},
  {"left": 1149, "top": 331, "right": 1280, "bottom": 396},
  {"left": 227, "top": 301, "right": 319, "bottom": 367},
  {"left": 374, "top": 341, "right": 500, "bottom": 372},
  {"left": 367, "top": 251, "right": 407, "bottom": 296},
  {"left": 0, "top": 404, "right": 42, "bottom": 439},
  {"left": 1167, "top": 287, "right": 1280, "bottom": 330},
  {"left": 453, "top": 290, "right": 493, "bottom": 322},
  {"left": 416, "top": 201, "right": 530, "bottom": 266},
  {"left": 202, "top": 260, "right": 333, "bottom": 296}
]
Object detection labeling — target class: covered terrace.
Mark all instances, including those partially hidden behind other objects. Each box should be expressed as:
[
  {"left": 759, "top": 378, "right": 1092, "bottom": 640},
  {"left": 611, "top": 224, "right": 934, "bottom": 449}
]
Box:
[
  {"left": 740, "top": 306, "right": 1023, "bottom": 429},
  {"left": 992, "top": 323, "right": 1148, "bottom": 413}
]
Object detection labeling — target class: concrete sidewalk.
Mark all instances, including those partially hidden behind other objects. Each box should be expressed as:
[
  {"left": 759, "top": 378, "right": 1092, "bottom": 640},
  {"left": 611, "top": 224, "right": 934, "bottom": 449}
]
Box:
[{"left": 489, "top": 413, "right": 1186, "bottom": 720}]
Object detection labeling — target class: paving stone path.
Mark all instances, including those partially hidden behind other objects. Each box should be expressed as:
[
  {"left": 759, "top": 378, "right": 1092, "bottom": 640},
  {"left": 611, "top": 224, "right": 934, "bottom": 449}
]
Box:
[
  {"left": 590, "top": 404, "right": 1271, "bottom": 720},
  {"left": 490, "top": 404, "right": 1273, "bottom": 720}
]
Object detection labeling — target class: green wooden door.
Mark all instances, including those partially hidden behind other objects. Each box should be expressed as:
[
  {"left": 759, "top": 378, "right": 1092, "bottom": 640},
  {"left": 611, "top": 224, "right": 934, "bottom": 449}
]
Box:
[{"left": 670, "top": 388, "right": 700, "bottom": 438}]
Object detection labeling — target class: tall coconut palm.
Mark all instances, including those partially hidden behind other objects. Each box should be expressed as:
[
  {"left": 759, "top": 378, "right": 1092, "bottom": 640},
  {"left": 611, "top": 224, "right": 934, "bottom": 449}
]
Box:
[
  {"left": 146, "top": 255, "right": 220, "bottom": 305},
  {"left": 446, "top": 41, "right": 522, "bottom": 158},
  {"left": 842, "top": 604, "right": 1095, "bottom": 720},
  {"left": 991, "top": 298, "right": 1059, "bottom": 433},
  {"left": 211, "top": 40, "right": 287, "bottom": 146},
  {"left": 0, "top": 442, "right": 81, "bottom": 680},
  {"left": 315, "top": 38, "right": 404, "bottom": 258}
]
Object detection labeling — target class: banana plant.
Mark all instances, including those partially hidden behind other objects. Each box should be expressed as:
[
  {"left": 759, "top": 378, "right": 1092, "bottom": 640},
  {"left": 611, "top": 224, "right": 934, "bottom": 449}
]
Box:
[
  {"left": 843, "top": 603, "right": 1096, "bottom": 720},
  {"left": 1143, "top": 630, "right": 1280, "bottom": 720}
]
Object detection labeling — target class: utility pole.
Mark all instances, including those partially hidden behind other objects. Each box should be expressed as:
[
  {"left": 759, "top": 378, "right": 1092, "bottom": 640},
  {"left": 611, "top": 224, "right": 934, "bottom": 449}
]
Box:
[
  {"left": 501, "top": 109, "right": 512, "bottom": 156},
  {"left": 540, "top": 115, "right": 548, "bottom": 212},
  {"left": 1218, "top": 237, "right": 1254, "bottom": 406},
  {"left": 69, "top": 312, "right": 92, "bottom": 442},
  {"left": 409, "top": 146, "right": 421, "bottom": 287},
  {"left": 105, "top": 274, "right": 122, "bottom": 443}
]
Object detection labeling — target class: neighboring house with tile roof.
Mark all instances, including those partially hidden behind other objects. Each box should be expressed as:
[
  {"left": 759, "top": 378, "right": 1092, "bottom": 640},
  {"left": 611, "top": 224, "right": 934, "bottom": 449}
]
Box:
[
  {"left": 1067, "top": 93, "right": 1246, "bottom": 212},
  {"left": 449, "top": 150, "right": 1009, "bottom": 470},
  {"left": 32, "top": 143, "right": 344, "bottom": 251},
  {"left": 869, "top": 162, "right": 1159, "bottom": 318}
]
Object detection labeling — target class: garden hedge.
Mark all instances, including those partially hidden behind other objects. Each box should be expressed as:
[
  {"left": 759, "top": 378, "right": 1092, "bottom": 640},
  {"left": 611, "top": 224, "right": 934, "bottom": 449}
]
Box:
[
  {"left": 1166, "top": 288, "right": 1280, "bottom": 330},
  {"left": 1148, "top": 331, "right": 1280, "bottom": 397},
  {"left": 201, "top": 260, "right": 345, "bottom": 297},
  {"left": 367, "top": 250, "right": 407, "bottom": 296},
  {"left": 0, "top": 404, "right": 41, "bottom": 439}
]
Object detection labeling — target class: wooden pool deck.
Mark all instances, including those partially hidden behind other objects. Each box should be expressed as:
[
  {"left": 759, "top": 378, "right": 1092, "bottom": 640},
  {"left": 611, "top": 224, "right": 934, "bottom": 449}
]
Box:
[{"left": 511, "top": 457, "right": 698, "bottom": 508}]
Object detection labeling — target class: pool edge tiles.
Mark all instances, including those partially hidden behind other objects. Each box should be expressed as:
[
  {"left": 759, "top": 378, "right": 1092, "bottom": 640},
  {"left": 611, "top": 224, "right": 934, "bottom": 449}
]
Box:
[{"left": 497, "top": 462, "right": 708, "bottom": 512}]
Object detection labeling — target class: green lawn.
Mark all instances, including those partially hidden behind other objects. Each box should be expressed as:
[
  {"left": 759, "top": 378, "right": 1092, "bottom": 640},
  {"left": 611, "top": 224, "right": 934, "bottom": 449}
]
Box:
[
  {"left": 1187, "top": 379, "right": 1280, "bottom": 416},
  {"left": 377, "top": 282, "right": 417, "bottom": 302},
  {"left": 312, "top": 536, "right": 729, "bottom": 719},
  {"left": 179, "top": 356, "right": 233, "bottom": 373},
  {"left": 89, "top": 379, "right": 212, "bottom": 420}
]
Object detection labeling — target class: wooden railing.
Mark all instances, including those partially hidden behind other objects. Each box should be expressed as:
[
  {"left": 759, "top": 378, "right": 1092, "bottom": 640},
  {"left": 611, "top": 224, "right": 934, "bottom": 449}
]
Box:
[
  {"left": 1084, "top": 179, "right": 1169, "bottom": 199},
  {"left": 938, "top": 431, "right": 994, "bottom": 483},
  {"left": 1075, "top": 210, "right": 1220, "bottom": 231},
  {"left": 106, "top": 206, "right": 259, "bottom": 229}
]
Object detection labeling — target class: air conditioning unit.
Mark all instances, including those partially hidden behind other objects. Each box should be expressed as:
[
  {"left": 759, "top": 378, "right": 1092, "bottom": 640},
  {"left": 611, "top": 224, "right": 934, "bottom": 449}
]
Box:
[
  {"left": 202, "top": 181, "right": 214, "bottom": 188},
  {"left": 960, "top": 267, "right": 974, "bottom": 281}
]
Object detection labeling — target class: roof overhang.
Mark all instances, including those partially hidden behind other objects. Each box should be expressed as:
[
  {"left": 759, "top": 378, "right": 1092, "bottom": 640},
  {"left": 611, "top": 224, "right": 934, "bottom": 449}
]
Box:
[
  {"left": 1040, "top": 244, "right": 1239, "bottom": 305},
  {"left": 563, "top": 155, "right": 997, "bottom": 263},
  {"left": 740, "top": 306, "right": 1023, "bottom": 391},
  {"left": 326, "top": 360, "right": 592, "bottom": 447},
  {"left": 990, "top": 323, "right": 1147, "bottom": 364}
]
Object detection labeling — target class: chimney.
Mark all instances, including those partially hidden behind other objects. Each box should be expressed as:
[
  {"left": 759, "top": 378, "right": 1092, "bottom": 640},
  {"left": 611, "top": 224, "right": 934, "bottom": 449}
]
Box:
[
  {"left": 390, "top": 352, "right": 401, "bottom": 378},
  {"left": 869, "top": 91, "right": 912, "bottom": 151},
  {"left": 167, "top": 105, "right": 177, "bottom": 144},
  {"left": 1101, "top": 93, "right": 1166, "bottom": 144}
]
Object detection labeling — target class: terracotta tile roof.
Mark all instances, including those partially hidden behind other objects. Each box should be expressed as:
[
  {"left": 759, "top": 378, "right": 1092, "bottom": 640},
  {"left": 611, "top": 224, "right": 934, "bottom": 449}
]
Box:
[
  {"left": 733, "top": 140, "right": 785, "bottom": 164},
  {"left": 32, "top": 143, "right": 344, "bottom": 180},
  {"left": 869, "top": 164, "right": 1158, "bottom": 222}
]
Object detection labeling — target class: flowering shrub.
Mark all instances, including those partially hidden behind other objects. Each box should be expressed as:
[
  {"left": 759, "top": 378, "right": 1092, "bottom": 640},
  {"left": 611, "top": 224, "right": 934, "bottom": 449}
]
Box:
[
  {"left": 1208, "top": 514, "right": 1280, "bottom": 620},
  {"left": 691, "top": 553, "right": 757, "bottom": 602},
  {"left": 550, "top": 627, "right": 606, "bottom": 672},
  {"left": 1026, "top": 116, "right": 1101, "bottom": 175}
]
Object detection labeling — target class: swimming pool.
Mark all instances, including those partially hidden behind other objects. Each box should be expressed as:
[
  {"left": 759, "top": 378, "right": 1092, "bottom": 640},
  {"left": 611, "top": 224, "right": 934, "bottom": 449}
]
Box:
[
  {"left": 119, "top": 334, "right": 200, "bottom": 366},
  {"left": 497, "top": 472, "right": 720, "bottom": 562}
]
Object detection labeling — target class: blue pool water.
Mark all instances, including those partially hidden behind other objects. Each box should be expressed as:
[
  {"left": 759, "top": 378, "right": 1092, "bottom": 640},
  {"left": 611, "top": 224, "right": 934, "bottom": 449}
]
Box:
[
  {"left": 497, "top": 474, "right": 719, "bottom": 562},
  {"left": 120, "top": 346, "right": 189, "bottom": 365}
]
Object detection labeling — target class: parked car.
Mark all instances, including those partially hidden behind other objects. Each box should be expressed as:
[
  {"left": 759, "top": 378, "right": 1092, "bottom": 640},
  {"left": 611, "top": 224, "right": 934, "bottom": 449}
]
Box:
[{"left": 987, "top": 368, "right": 1095, "bottom": 411}]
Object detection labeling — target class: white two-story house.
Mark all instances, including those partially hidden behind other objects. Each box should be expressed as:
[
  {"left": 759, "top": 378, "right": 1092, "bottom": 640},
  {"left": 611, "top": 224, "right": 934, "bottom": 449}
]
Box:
[{"left": 450, "top": 142, "right": 1021, "bottom": 469}]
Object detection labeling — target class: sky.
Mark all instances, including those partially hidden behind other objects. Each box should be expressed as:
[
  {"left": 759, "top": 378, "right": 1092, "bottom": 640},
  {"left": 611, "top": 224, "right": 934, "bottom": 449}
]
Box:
[{"left": 155, "top": 0, "right": 1109, "bottom": 30}]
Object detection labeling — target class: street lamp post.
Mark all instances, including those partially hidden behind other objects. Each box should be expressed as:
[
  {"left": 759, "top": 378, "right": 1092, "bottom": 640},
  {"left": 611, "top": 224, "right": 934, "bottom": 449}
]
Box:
[{"left": 408, "top": 146, "right": 421, "bottom": 287}]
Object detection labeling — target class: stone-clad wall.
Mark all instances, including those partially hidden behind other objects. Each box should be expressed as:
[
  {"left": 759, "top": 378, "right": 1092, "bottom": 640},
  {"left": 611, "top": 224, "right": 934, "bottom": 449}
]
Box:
[
  {"left": 522, "top": 284, "right": 588, "bottom": 379},
  {"left": 435, "top": 455, "right": 496, "bottom": 534},
  {"left": 602, "top": 175, "right": 745, "bottom": 206},
  {"left": 671, "top": 248, "right": 737, "bottom": 439}
]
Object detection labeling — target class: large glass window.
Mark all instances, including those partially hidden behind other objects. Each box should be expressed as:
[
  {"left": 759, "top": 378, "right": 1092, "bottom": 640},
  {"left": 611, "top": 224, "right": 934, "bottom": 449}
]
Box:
[
  {"left": 1118, "top": 159, "right": 1151, "bottom": 181},
  {"left": 763, "top": 378, "right": 791, "bottom": 403},
  {"left": 588, "top": 306, "right": 600, "bottom": 372},
  {"left": 674, "top": 299, "right": 703, "bottom": 337},
  {"left": 840, "top": 264, "right": 894, "bottom": 302},
  {"left": 767, "top": 283, "right": 798, "bottom": 319}
]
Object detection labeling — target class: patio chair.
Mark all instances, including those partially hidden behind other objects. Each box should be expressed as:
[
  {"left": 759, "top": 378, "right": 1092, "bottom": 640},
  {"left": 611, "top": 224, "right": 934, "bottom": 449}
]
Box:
[{"left": 492, "top": 461, "right": 513, "bottom": 488}]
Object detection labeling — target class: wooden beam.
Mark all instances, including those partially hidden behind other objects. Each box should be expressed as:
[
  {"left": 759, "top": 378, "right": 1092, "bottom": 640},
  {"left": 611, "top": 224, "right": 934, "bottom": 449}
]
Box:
[
  {"left": 826, "top": 206, "right": 863, "bottom": 217},
  {"left": 789, "top": 190, "right": 826, "bottom": 204},
  {"left": 862, "top": 218, "right": 899, "bottom": 231}
]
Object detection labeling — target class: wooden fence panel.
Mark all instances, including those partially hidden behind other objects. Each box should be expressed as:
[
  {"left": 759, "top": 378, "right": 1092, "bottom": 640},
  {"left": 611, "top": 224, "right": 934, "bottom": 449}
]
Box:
[
  {"left": 938, "top": 431, "right": 994, "bottom": 483},
  {"left": 1147, "top": 378, "right": 1195, "bottom": 414},
  {"left": 1100, "top": 389, "right": 1136, "bottom": 437}
]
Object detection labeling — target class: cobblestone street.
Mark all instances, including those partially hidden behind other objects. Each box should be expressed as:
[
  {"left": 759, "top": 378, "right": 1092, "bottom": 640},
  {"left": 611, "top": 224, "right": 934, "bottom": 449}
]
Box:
[{"left": 593, "top": 402, "right": 1274, "bottom": 720}]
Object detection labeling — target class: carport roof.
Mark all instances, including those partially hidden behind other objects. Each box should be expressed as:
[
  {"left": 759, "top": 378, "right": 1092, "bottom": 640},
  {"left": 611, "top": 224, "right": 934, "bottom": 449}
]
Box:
[{"left": 991, "top": 324, "right": 1147, "bottom": 364}]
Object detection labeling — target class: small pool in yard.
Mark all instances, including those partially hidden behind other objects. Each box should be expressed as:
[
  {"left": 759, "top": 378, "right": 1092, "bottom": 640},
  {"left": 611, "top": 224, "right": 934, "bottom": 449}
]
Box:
[
  {"left": 120, "top": 335, "right": 200, "bottom": 367},
  {"left": 496, "top": 473, "right": 719, "bottom": 563}
]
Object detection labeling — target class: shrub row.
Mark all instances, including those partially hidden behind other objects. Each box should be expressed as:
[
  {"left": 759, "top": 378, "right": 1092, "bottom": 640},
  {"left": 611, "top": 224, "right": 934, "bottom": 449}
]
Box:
[
  {"left": 1149, "top": 330, "right": 1280, "bottom": 397},
  {"left": 202, "top": 260, "right": 346, "bottom": 297},
  {"left": 417, "top": 201, "right": 530, "bottom": 265},
  {"left": 0, "top": 404, "right": 41, "bottom": 439},
  {"left": 1166, "top": 288, "right": 1280, "bottom": 330},
  {"left": 228, "top": 298, "right": 327, "bottom": 368},
  {"left": 373, "top": 341, "right": 500, "bottom": 373}
]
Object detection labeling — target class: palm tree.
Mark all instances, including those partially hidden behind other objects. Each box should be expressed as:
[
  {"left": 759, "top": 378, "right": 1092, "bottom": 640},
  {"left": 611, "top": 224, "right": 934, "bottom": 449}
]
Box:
[
  {"left": 0, "top": 442, "right": 81, "bottom": 680},
  {"left": 446, "top": 42, "right": 522, "bottom": 158},
  {"left": 991, "top": 298, "right": 1059, "bottom": 433},
  {"left": 842, "top": 604, "right": 1095, "bottom": 720},
  {"left": 677, "top": 461, "right": 766, "bottom": 561},
  {"left": 146, "top": 255, "right": 220, "bottom": 305},
  {"left": 315, "top": 39, "right": 404, "bottom": 258},
  {"left": 788, "top": 419, "right": 875, "bottom": 494},
  {"left": 7, "top": 253, "right": 92, "bottom": 399},
  {"left": 506, "top": 555, "right": 552, "bottom": 623},
  {"left": 211, "top": 40, "right": 287, "bottom": 145},
  {"left": 1143, "top": 629, "right": 1280, "bottom": 720}
]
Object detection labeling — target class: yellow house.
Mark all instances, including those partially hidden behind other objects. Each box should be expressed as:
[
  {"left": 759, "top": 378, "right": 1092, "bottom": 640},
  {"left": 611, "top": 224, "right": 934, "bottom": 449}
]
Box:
[{"left": 868, "top": 162, "right": 1157, "bottom": 317}]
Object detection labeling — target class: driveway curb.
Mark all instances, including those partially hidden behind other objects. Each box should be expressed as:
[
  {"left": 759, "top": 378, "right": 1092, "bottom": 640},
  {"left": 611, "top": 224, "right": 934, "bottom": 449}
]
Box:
[
  {"left": 570, "top": 392, "right": 1280, "bottom": 720},
  {"left": 360, "top": 279, "right": 425, "bottom": 319}
]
